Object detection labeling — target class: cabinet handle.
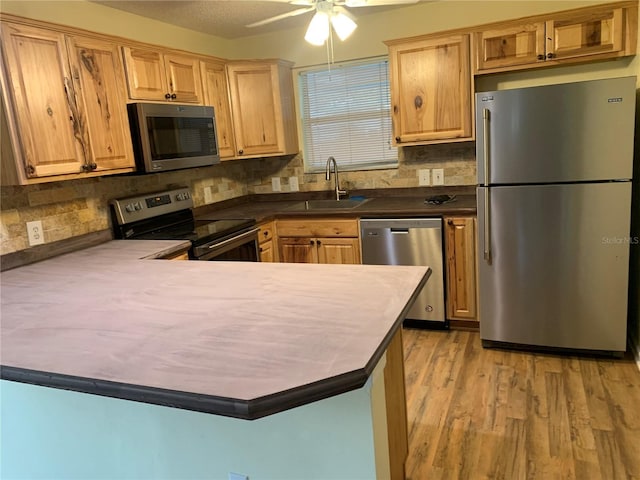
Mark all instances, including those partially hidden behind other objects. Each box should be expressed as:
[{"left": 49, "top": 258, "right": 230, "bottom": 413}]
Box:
[
  {"left": 317, "top": 240, "right": 322, "bottom": 246},
  {"left": 165, "top": 93, "right": 171, "bottom": 99},
  {"left": 259, "top": 247, "right": 264, "bottom": 252},
  {"left": 82, "top": 164, "right": 92, "bottom": 172},
  {"left": 26, "top": 164, "right": 36, "bottom": 176},
  {"left": 238, "top": 149, "right": 244, "bottom": 155},
  {"left": 310, "top": 240, "right": 315, "bottom": 246},
  {"left": 546, "top": 52, "right": 555, "bottom": 59},
  {"left": 395, "top": 136, "right": 401, "bottom": 142},
  {"left": 447, "top": 219, "right": 453, "bottom": 226},
  {"left": 171, "top": 93, "right": 177, "bottom": 99},
  {"left": 90, "top": 162, "right": 97, "bottom": 171},
  {"left": 537, "top": 54, "right": 545, "bottom": 60}
]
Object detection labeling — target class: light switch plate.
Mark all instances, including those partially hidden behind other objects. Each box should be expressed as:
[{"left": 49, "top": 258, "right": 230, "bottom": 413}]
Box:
[
  {"left": 271, "top": 177, "right": 281, "bottom": 192},
  {"left": 228, "top": 473, "right": 249, "bottom": 480},
  {"left": 432, "top": 169, "right": 445, "bottom": 185},
  {"left": 418, "top": 169, "right": 430, "bottom": 186}
]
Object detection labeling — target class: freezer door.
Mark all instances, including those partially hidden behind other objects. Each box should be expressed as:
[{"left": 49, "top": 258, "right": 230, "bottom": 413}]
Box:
[
  {"left": 360, "top": 218, "right": 445, "bottom": 322},
  {"left": 476, "top": 76, "right": 635, "bottom": 185},
  {"left": 478, "top": 182, "right": 631, "bottom": 352}
]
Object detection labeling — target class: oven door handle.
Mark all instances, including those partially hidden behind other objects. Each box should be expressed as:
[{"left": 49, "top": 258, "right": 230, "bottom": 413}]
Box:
[{"left": 205, "top": 227, "right": 260, "bottom": 252}]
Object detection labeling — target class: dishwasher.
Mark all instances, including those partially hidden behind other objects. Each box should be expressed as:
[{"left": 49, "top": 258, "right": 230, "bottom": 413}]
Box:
[{"left": 360, "top": 218, "right": 447, "bottom": 328}]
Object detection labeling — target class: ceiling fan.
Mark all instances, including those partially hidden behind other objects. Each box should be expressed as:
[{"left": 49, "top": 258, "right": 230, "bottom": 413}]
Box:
[{"left": 246, "top": 0, "right": 419, "bottom": 45}]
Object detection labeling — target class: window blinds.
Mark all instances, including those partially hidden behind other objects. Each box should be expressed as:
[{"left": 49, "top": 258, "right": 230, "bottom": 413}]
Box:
[{"left": 298, "top": 58, "right": 398, "bottom": 173}]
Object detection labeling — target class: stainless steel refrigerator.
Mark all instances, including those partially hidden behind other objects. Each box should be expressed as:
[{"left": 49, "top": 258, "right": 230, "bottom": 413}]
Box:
[{"left": 476, "top": 76, "right": 636, "bottom": 354}]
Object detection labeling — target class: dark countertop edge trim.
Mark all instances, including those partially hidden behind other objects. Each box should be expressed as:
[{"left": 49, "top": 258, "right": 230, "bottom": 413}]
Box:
[
  {"left": 0, "top": 365, "right": 367, "bottom": 421},
  {"left": 0, "top": 230, "right": 113, "bottom": 272}
]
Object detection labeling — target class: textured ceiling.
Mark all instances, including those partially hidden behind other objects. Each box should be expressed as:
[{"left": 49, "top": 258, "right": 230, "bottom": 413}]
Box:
[{"left": 92, "top": 0, "right": 420, "bottom": 39}]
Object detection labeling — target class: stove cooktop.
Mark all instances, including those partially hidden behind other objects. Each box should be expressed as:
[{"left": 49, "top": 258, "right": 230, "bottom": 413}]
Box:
[{"left": 133, "top": 218, "right": 256, "bottom": 246}]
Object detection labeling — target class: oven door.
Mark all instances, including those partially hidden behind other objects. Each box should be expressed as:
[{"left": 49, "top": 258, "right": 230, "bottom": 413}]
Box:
[{"left": 192, "top": 227, "right": 260, "bottom": 261}]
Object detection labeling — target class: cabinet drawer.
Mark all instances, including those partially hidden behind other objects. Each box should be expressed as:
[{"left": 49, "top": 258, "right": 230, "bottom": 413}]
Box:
[
  {"left": 276, "top": 219, "right": 359, "bottom": 238},
  {"left": 258, "top": 222, "right": 275, "bottom": 244}
]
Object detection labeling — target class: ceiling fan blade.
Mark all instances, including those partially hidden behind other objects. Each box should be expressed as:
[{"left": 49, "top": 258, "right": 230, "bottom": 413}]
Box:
[
  {"left": 246, "top": 6, "right": 315, "bottom": 28},
  {"left": 345, "top": 0, "right": 419, "bottom": 6}
]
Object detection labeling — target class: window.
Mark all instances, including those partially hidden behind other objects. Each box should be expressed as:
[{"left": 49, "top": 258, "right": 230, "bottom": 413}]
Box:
[{"left": 298, "top": 58, "right": 398, "bottom": 173}]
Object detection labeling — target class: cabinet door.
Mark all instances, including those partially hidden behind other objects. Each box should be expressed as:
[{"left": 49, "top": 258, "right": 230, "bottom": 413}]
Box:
[
  {"left": 122, "top": 46, "right": 169, "bottom": 101},
  {"left": 200, "top": 60, "right": 236, "bottom": 158},
  {"left": 279, "top": 237, "right": 318, "bottom": 263},
  {"left": 259, "top": 239, "right": 275, "bottom": 263},
  {"left": 317, "top": 238, "right": 361, "bottom": 265},
  {"left": 1, "top": 23, "right": 85, "bottom": 177},
  {"left": 66, "top": 36, "right": 135, "bottom": 172},
  {"left": 445, "top": 216, "right": 477, "bottom": 321},
  {"left": 389, "top": 34, "right": 472, "bottom": 144},
  {"left": 163, "top": 53, "right": 202, "bottom": 103},
  {"left": 474, "top": 22, "right": 546, "bottom": 71},
  {"left": 227, "top": 62, "right": 282, "bottom": 156},
  {"left": 546, "top": 7, "right": 623, "bottom": 61}
]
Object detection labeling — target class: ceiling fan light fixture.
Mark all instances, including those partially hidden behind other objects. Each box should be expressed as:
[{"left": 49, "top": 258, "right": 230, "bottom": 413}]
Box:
[
  {"left": 304, "top": 11, "right": 330, "bottom": 46},
  {"left": 330, "top": 10, "right": 357, "bottom": 41}
]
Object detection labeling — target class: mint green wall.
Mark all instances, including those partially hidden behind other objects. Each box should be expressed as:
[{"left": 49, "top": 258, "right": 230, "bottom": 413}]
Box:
[{"left": 1, "top": 379, "right": 378, "bottom": 480}]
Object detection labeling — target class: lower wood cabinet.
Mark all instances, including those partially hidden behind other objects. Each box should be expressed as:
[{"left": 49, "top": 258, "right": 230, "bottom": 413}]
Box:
[
  {"left": 444, "top": 216, "right": 478, "bottom": 322},
  {"left": 276, "top": 219, "right": 361, "bottom": 265},
  {"left": 258, "top": 221, "right": 277, "bottom": 263}
]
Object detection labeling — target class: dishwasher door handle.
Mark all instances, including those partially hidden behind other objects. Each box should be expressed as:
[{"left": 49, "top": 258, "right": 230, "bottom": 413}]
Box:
[{"left": 390, "top": 228, "right": 410, "bottom": 234}]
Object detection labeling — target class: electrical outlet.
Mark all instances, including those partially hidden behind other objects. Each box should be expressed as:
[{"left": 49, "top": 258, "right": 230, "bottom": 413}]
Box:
[
  {"left": 204, "top": 186, "right": 213, "bottom": 204},
  {"left": 271, "top": 177, "right": 281, "bottom": 192},
  {"left": 289, "top": 176, "right": 299, "bottom": 192},
  {"left": 26, "top": 220, "right": 45, "bottom": 246},
  {"left": 418, "top": 169, "right": 431, "bottom": 186},
  {"left": 432, "top": 168, "right": 445, "bottom": 185}
]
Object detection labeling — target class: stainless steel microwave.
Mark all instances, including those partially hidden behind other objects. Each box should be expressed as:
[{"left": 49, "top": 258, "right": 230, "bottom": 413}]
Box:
[{"left": 128, "top": 103, "right": 220, "bottom": 173}]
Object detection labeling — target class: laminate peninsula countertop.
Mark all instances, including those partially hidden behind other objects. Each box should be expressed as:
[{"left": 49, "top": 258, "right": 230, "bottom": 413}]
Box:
[{"left": 0, "top": 239, "right": 429, "bottom": 420}]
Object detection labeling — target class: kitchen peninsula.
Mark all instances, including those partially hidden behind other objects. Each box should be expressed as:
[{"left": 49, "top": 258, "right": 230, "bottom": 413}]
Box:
[{"left": 0, "top": 240, "right": 429, "bottom": 480}]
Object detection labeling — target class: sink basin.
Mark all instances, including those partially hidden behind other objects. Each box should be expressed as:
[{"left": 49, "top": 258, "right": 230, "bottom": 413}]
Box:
[{"left": 286, "top": 198, "right": 370, "bottom": 211}]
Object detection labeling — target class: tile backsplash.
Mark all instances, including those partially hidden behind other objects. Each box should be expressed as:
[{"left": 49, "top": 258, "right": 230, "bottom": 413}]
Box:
[{"left": 0, "top": 143, "right": 476, "bottom": 255}]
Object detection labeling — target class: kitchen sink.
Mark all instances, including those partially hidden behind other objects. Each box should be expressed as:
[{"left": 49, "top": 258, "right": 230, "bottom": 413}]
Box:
[{"left": 286, "top": 198, "right": 371, "bottom": 211}]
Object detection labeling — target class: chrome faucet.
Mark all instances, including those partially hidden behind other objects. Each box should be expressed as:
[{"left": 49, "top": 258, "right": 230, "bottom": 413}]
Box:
[{"left": 325, "top": 156, "right": 347, "bottom": 201}]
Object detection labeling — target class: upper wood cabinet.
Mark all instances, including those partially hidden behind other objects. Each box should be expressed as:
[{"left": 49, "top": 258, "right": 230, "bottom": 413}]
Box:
[
  {"left": 200, "top": 60, "right": 236, "bottom": 159},
  {"left": 473, "top": 2, "right": 637, "bottom": 74},
  {"left": 386, "top": 34, "right": 473, "bottom": 146},
  {"left": 444, "top": 216, "right": 477, "bottom": 322},
  {"left": 122, "top": 47, "right": 203, "bottom": 103},
  {"left": 0, "top": 22, "right": 135, "bottom": 184},
  {"left": 226, "top": 60, "right": 299, "bottom": 158}
]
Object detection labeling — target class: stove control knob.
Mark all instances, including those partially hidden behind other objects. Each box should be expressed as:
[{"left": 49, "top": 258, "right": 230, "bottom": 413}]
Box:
[
  {"left": 125, "top": 203, "right": 135, "bottom": 213},
  {"left": 133, "top": 202, "right": 143, "bottom": 211}
]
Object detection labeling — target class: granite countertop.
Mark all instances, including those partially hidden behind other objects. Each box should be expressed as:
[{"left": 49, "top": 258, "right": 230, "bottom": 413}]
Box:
[
  {"left": 0, "top": 240, "right": 429, "bottom": 420},
  {"left": 194, "top": 190, "right": 477, "bottom": 223}
]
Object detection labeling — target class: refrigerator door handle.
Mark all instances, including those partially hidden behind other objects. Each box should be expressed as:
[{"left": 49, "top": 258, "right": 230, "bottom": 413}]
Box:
[
  {"left": 484, "top": 188, "right": 491, "bottom": 263},
  {"left": 482, "top": 108, "right": 490, "bottom": 187},
  {"left": 482, "top": 108, "right": 491, "bottom": 263}
]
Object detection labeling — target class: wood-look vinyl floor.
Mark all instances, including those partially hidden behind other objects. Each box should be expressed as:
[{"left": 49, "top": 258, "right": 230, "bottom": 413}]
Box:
[{"left": 402, "top": 328, "right": 640, "bottom": 480}]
